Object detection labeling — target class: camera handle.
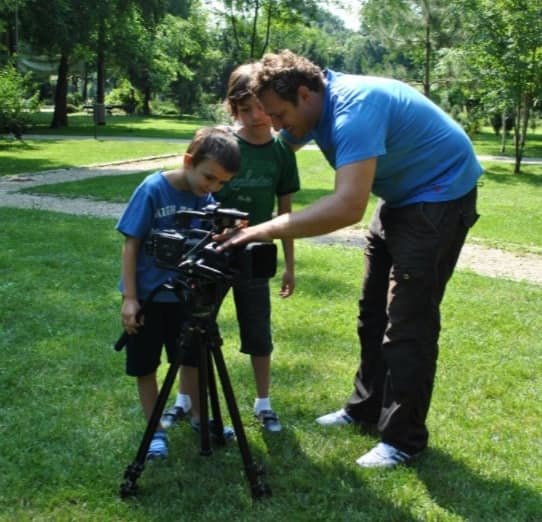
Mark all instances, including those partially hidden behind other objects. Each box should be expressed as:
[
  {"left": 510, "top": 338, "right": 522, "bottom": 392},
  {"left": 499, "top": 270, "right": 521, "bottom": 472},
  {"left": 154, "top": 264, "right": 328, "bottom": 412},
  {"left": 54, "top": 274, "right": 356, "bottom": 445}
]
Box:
[{"left": 118, "top": 283, "right": 271, "bottom": 501}]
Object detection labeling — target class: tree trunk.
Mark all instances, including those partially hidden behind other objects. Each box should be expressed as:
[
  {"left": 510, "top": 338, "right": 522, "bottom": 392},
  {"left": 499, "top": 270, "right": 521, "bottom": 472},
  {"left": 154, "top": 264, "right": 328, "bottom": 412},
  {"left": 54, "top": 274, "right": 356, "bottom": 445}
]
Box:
[
  {"left": 143, "top": 86, "right": 152, "bottom": 115},
  {"left": 249, "top": 0, "right": 260, "bottom": 58},
  {"left": 423, "top": 14, "right": 431, "bottom": 97},
  {"left": 514, "top": 94, "right": 532, "bottom": 174},
  {"left": 513, "top": 98, "right": 522, "bottom": 174},
  {"left": 81, "top": 64, "right": 89, "bottom": 101},
  {"left": 95, "top": 21, "right": 106, "bottom": 125},
  {"left": 50, "top": 53, "right": 69, "bottom": 128},
  {"left": 499, "top": 109, "right": 507, "bottom": 154},
  {"left": 260, "top": 1, "right": 272, "bottom": 57}
]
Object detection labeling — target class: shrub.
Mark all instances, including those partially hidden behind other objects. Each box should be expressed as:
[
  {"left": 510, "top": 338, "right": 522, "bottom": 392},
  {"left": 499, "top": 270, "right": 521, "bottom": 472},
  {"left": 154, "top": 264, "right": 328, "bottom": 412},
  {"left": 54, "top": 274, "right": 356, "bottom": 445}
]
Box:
[
  {"left": 105, "top": 79, "right": 142, "bottom": 114},
  {"left": 0, "top": 65, "right": 40, "bottom": 137}
]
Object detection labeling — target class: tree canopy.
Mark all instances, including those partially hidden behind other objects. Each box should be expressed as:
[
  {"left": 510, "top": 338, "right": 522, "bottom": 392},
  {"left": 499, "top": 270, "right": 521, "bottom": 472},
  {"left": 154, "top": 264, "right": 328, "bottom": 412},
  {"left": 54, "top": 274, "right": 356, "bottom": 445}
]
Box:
[{"left": 0, "top": 0, "right": 540, "bottom": 170}]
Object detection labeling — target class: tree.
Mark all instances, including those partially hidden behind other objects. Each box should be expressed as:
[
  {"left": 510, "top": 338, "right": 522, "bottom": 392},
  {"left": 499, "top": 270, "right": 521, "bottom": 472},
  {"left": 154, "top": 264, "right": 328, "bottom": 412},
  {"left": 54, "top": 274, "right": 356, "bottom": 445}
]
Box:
[
  {"left": 360, "top": 0, "right": 465, "bottom": 97},
  {"left": 0, "top": 64, "right": 39, "bottom": 136},
  {"left": 461, "top": 0, "right": 542, "bottom": 172},
  {"left": 0, "top": 0, "right": 23, "bottom": 60},
  {"left": 216, "top": 0, "right": 320, "bottom": 62},
  {"left": 18, "top": 0, "right": 93, "bottom": 127}
]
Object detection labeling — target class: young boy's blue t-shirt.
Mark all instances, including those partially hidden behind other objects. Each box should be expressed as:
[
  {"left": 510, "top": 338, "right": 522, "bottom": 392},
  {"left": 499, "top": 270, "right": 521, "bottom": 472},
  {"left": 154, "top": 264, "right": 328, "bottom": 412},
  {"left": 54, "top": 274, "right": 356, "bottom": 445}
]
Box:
[
  {"left": 116, "top": 171, "right": 214, "bottom": 302},
  {"left": 289, "top": 70, "right": 483, "bottom": 206}
]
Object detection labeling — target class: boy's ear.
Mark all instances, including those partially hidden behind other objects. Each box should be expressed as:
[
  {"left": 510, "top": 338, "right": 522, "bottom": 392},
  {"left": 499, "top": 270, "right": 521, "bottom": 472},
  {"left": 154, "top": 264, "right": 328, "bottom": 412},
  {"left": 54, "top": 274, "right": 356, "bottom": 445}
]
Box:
[{"left": 183, "top": 153, "right": 193, "bottom": 168}]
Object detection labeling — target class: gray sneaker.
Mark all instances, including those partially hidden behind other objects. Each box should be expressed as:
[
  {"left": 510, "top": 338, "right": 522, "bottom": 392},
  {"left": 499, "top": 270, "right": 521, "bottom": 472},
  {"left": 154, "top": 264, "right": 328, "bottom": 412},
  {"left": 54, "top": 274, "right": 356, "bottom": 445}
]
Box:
[
  {"left": 255, "top": 409, "right": 282, "bottom": 432},
  {"left": 161, "top": 405, "right": 188, "bottom": 429}
]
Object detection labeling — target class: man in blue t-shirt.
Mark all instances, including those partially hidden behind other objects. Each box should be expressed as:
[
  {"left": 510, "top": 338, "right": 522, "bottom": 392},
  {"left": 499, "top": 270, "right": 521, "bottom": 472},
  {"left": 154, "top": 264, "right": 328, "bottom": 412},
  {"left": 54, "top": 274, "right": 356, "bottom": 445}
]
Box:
[{"left": 217, "top": 50, "right": 482, "bottom": 468}]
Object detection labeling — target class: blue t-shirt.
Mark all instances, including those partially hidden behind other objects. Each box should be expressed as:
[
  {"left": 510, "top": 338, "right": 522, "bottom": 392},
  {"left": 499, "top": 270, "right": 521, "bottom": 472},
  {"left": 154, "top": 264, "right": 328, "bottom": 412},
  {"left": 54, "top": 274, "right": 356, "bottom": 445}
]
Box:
[
  {"left": 116, "top": 171, "right": 214, "bottom": 302},
  {"left": 286, "top": 69, "right": 483, "bottom": 206}
]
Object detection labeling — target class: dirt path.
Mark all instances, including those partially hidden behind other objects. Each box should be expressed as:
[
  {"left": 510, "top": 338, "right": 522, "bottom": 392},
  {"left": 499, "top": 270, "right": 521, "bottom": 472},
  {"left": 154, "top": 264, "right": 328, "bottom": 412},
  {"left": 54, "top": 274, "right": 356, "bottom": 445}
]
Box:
[{"left": 2, "top": 156, "right": 541, "bottom": 286}]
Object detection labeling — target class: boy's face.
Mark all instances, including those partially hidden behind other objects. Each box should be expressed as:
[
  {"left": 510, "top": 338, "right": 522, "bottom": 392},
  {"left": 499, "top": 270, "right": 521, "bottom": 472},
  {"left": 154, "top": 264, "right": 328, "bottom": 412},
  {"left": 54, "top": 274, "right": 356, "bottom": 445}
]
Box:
[
  {"left": 235, "top": 96, "right": 272, "bottom": 129},
  {"left": 185, "top": 158, "right": 234, "bottom": 196}
]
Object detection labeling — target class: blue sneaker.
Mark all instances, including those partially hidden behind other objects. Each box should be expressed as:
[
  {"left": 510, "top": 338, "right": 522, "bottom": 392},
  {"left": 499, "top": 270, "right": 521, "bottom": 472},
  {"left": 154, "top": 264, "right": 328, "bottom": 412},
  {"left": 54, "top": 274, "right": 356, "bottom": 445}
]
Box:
[{"left": 147, "top": 430, "right": 168, "bottom": 460}]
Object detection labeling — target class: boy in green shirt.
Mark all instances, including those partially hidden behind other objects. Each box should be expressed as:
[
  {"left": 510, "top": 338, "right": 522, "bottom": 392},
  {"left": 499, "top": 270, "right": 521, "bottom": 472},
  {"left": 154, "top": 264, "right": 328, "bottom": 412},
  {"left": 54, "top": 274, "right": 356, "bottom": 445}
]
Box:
[{"left": 162, "top": 63, "right": 300, "bottom": 432}]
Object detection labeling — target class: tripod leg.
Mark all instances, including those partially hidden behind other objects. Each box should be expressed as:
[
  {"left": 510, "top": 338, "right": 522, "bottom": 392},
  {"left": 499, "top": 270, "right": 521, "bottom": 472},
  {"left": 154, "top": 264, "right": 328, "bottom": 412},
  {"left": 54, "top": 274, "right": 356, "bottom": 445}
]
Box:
[
  {"left": 197, "top": 327, "right": 212, "bottom": 456},
  {"left": 119, "top": 356, "right": 180, "bottom": 498},
  {"left": 209, "top": 340, "right": 272, "bottom": 499},
  {"left": 206, "top": 336, "right": 225, "bottom": 444}
]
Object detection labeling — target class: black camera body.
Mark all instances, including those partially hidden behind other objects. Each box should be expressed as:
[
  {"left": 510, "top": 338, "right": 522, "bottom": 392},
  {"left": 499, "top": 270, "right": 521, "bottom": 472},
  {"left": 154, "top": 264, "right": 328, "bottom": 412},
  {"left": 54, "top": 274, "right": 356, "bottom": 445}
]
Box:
[{"left": 145, "top": 204, "right": 277, "bottom": 281}]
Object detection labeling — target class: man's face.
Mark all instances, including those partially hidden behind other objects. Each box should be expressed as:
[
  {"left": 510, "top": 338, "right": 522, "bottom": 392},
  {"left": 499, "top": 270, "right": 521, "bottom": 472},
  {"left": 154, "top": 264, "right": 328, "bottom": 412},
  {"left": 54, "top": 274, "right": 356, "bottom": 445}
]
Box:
[{"left": 258, "top": 88, "right": 317, "bottom": 139}]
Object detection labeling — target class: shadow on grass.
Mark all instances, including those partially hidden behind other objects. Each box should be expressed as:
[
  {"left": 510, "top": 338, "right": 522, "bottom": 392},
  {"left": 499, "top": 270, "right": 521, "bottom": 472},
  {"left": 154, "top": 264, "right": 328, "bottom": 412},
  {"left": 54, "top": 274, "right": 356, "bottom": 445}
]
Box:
[
  {"left": 416, "top": 448, "right": 542, "bottom": 520},
  {"left": 480, "top": 164, "right": 542, "bottom": 187},
  {"left": 123, "top": 422, "right": 417, "bottom": 521},
  {"left": 0, "top": 138, "right": 84, "bottom": 175}
]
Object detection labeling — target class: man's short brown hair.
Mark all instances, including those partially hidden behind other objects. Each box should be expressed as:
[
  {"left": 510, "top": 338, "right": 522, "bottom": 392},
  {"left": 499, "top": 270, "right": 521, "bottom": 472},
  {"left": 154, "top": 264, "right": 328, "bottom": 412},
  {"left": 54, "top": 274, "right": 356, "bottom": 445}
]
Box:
[{"left": 250, "top": 50, "right": 325, "bottom": 105}]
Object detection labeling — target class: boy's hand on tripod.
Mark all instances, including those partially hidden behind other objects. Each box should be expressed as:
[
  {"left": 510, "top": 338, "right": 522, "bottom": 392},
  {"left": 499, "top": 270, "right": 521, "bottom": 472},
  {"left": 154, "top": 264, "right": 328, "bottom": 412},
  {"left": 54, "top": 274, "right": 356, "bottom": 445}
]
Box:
[{"left": 121, "top": 297, "right": 143, "bottom": 335}]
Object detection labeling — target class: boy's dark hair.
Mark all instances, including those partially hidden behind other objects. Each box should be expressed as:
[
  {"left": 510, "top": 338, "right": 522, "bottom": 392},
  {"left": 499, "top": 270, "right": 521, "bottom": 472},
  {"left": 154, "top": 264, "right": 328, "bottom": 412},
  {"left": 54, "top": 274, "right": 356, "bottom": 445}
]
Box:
[
  {"left": 250, "top": 49, "right": 325, "bottom": 105},
  {"left": 187, "top": 126, "right": 241, "bottom": 174},
  {"left": 225, "top": 62, "right": 259, "bottom": 117}
]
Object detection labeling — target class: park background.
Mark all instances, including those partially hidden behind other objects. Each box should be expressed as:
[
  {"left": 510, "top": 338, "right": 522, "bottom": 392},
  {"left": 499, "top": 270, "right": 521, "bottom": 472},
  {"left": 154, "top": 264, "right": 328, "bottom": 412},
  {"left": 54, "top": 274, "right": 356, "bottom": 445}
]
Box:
[{"left": 1, "top": 1, "right": 541, "bottom": 520}]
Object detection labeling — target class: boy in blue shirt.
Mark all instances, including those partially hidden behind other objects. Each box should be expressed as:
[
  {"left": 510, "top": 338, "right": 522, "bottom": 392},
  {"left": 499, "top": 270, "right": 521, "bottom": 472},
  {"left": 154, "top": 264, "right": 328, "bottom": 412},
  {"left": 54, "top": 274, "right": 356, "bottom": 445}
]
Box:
[
  {"left": 217, "top": 50, "right": 482, "bottom": 468},
  {"left": 116, "top": 126, "right": 240, "bottom": 459}
]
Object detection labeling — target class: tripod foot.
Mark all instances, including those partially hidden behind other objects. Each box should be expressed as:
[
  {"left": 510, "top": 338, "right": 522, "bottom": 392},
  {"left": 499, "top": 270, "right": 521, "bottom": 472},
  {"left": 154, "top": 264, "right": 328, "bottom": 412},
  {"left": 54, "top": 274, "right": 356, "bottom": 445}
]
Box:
[
  {"left": 119, "top": 462, "right": 144, "bottom": 499},
  {"left": 248, "top": 464, "right": 272, "bottom": 500},
  {"left": 251, "top": 481, "right": 272, "bottom": 499}
]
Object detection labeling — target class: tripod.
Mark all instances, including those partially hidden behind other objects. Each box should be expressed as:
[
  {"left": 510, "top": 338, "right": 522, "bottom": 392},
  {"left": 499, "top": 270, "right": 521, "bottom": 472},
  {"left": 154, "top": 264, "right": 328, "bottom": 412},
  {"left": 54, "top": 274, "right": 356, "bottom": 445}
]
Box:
[{"left": 115, "top": 276, "right": 271, "bottom": 500}]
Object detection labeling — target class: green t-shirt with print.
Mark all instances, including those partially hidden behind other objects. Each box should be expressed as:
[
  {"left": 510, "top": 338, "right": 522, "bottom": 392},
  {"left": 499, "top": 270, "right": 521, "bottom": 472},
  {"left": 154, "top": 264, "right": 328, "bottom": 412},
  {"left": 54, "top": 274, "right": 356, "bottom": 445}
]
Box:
[{"left": 215, "top": 135, "right": 300, "bottom": 225}]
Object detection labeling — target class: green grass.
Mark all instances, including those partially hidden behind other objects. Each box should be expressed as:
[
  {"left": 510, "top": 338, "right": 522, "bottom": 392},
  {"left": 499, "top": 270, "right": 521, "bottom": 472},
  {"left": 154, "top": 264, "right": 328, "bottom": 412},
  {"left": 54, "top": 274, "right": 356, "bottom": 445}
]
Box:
[
  {"left": 17, "top": 149, "right": 542, "bottom": 253},
  {"left": 1, "top": 114, "right": 539, "bottom": 179},
  {"left": 26, "top": 112, "right": 542, "bottom": 158},
  {"left": 27, "top": 111, "right": 211, "bottom": 139},
  {"left": 0, "top": 138, "right": 183, "bottom": 177},
  {"left": 473, "top": 127, "right": 542, "bottom": 158},
  {"left": 474, "top": 161, "right": 542, "bottom": 251},
  {"left": 1, "top": 208, "right": 541, "bottom": 521}
]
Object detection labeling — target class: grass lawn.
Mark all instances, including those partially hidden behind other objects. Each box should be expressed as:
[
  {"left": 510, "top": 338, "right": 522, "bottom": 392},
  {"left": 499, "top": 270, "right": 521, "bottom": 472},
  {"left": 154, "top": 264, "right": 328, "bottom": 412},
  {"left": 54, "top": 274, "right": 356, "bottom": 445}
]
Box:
[
  {"left": 1, "top": 208, "right": 541, "bottom": 521},
  {"left": 0, "top": 138, "right": 182, "bottom": 177},
  {"left": 16, "top": 149, "right": 542, "bottom": 253},
  {"left": 26, "top": 111, "right": 542, "bottom": 158},
  {"left": 26, "top": 111, "right": 210, "bottom": 139},
  {"left": 1, "top": 113, "right": 541, "bottom": 519}
]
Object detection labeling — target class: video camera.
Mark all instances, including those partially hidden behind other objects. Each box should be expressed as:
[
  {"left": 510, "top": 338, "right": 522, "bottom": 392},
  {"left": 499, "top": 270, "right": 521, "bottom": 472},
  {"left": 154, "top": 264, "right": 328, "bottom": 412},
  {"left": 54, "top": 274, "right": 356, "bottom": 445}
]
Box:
[{"left": 145, "top": 204, "right": 277, "bottom": 281}]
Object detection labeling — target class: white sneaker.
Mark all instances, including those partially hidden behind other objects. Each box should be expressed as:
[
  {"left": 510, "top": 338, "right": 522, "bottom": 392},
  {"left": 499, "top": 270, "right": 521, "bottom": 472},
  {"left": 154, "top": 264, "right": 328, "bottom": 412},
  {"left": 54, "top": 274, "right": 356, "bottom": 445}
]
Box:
[
  {"left": 355, "top": 442, "right": 413, "bottom": 468},
  {"left": 316, "top": 408, "right": 353, "bottom": 426}
]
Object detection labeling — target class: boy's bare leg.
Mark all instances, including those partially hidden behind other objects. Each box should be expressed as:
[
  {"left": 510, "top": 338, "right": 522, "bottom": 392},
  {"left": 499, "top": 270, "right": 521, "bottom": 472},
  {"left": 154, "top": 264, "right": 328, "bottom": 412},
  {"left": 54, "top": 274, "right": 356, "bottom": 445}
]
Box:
[
  {"left": 251, "top": 354, "right": 282, "bottom": 431},
  {"left": 180, "top": 365, "right": 200, "bottom": 420},
  {"left": 251, "top": 355, "right": 271, "bottom": 399},
  {"left": 137, "top": 372, "right": 159, "bottom": 422}
]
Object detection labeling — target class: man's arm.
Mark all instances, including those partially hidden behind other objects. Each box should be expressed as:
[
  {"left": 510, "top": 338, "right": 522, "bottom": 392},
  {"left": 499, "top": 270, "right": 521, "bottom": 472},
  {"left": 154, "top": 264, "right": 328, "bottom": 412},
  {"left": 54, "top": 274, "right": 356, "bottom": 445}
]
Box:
[
  {"left": 218, "top": 158, "right": 376, "bottom": 246},
  {"left": 277, "top": 193, "right": 295, "bottom": 297}
]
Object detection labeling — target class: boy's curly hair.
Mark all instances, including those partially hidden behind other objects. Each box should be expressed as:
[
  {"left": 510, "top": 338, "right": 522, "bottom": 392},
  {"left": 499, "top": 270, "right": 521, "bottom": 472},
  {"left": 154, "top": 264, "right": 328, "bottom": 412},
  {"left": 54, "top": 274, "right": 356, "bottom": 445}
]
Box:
[{"left": 250, "top": 50, "right": 324, "bottom": 105}]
